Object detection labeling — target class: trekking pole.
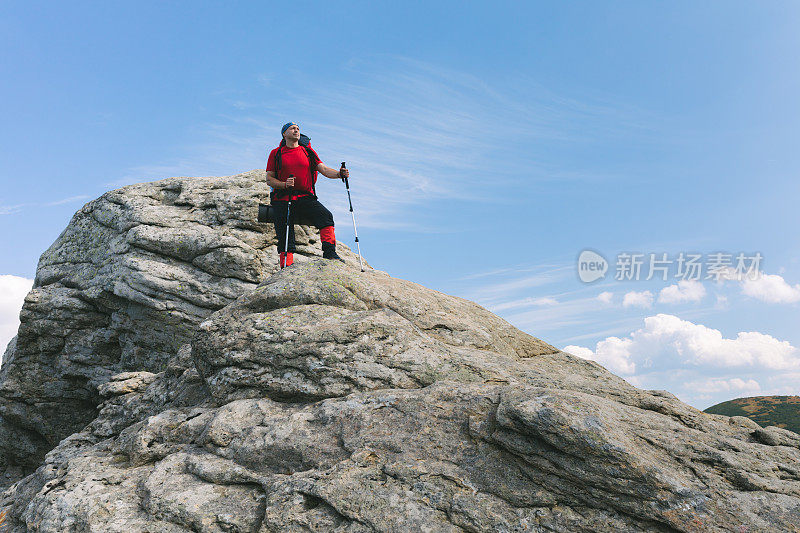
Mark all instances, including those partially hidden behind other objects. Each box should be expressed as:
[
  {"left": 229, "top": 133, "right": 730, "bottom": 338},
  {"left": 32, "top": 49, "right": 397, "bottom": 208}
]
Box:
[
  {"left": 284, "top": 199, "right": 292, "bottom": 257},
  {"left": 341, "top": 162, "right": 364, "bottom": 272},
  {"left": 284, "top": 175, "right": 295, "bottom": 265}
]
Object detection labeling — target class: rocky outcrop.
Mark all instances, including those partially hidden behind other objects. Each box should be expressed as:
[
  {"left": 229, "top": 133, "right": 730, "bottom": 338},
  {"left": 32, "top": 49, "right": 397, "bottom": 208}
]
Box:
[
  {"left": 192, "top": 260, "right": 558, "bottom": 404},
  {"left": 0, "top": 170, "right": 362, "bottom": 478},
  {"left": 1, "top": 173, "right": 799, "bottom": 531}
]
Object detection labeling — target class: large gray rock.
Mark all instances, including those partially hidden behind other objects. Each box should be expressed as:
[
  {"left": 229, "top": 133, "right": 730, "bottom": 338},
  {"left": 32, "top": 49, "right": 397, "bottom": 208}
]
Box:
[
  {"left": 0, "top": 170, "right": 362, "bottom": 478},
  {"left": 2, "top": 259, "right": 799, "bottom": 532},
  {"left": 2, "top": 172, "right": 799, "bottom": 531},
  {"left": 192, "top": 259, "right": 559, "bottom": 404}
]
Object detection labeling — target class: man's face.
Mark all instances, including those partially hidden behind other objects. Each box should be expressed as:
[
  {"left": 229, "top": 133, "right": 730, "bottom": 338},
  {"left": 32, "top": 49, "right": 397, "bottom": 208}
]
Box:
[{"left": 283, "top": 124, "right": 300, "bottom": 141}]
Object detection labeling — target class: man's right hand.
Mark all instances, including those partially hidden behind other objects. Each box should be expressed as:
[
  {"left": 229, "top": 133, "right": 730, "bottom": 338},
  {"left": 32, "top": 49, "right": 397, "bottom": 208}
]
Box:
[{"left": 285, "top": 176, "right": 295, "bottom": 188}]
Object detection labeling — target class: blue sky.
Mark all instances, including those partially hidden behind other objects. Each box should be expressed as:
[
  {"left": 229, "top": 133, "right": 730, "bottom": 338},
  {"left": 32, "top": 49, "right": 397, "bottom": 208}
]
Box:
[{"left": 1, "top": 1, "right": 799, "bottom": 409}]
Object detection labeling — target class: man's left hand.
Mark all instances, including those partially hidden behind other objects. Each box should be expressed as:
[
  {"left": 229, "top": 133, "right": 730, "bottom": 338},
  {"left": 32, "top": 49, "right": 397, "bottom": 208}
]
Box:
[{"left": 339, "top": 168, "right": 350, "bottom": 180}]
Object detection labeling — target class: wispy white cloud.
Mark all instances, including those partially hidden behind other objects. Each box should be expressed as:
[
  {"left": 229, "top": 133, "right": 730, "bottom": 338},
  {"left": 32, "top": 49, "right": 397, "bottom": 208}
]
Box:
[
  {"left": 102, "top": 55, "right": 656, "bottom": 229},
  {"left": 597, "top": 291, "right": 613, "bottom": 304},
  {"left": 457, "top": 263, "right": 568, "bottom": 281},
  {"left": 489, "top": 296, "right": 558, "bottom": 312},
  {"left": 762, "top": 373, "right": 800, "bottom": 396},
  {"left": 0, "top": 203, "right": 31, "bottom": 215},
  {"left": 502, "top": 294, "right": 630, "bottom": 338},
  {"left": 43, "top": 195, "right": 91, "bottom": 207},
  {"left": 556, "top": 318, "right": 656, "bottom": 344},
  {"left": 1, "top": 194, "right": 91, "bottom": 215},
  {"left": 462, "top": 265, "right": 573, "bottom": 305},
  {"left": 449, "top": 260, "right": 636, "bottom": 343},
  {"left": 685, "top": 377, "right": 761, "bottom": 395}
]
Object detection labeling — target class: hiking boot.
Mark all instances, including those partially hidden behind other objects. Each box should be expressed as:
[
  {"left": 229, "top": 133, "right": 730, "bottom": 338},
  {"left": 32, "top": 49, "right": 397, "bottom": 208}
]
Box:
[
  {"left": 323, "top": 249, "right": 344, "bottom": 262},
  {"left": 322, "top": 242, "right": 344, "bottom": 262}
]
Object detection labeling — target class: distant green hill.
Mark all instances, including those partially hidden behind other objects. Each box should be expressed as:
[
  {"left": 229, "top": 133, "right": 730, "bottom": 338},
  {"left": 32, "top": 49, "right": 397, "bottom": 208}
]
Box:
[{"left": 704, "top": 396, "right": 800, "bottom": 435}]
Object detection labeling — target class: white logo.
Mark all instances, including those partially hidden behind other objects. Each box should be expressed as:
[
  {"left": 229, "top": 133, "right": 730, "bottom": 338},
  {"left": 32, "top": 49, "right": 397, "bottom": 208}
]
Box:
[{"left": 578, "top": 250, "right": 608, "bottom": 283}]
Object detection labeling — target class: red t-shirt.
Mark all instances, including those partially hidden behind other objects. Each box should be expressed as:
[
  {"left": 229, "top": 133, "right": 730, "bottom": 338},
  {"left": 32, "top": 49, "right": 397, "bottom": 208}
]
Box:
[{"left": 266, "top": 145, "right": 322, "bottom": 200}]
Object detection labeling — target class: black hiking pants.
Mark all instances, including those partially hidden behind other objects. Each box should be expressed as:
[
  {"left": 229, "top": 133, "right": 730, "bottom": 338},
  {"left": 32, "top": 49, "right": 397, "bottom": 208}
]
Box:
[{"left": 272, "top": 196, "right": 334, "bottom": 253}]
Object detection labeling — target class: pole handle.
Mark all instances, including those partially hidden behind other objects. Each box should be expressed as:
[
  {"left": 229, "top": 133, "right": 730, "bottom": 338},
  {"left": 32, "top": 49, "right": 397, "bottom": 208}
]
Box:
[{"left": 340, "top": 162, "right": 349, "bottom": 188}]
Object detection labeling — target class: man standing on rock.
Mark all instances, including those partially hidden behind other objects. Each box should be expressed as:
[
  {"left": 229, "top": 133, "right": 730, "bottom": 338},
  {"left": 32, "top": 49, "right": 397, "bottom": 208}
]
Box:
[{"left": 266, "top": 122, "right": 349, "bottom": 268}]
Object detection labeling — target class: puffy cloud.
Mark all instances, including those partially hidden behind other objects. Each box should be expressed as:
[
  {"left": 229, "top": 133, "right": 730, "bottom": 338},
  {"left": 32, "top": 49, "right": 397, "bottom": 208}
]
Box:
[
  {"left": 713, "top": 268, "right": 800, "bottom": 304},
  {"left": 637, "top": 314, "right": 798, "bottom": 369},
  {"left": 562, "top": 314, "right": 800, "bottom": 377},
  {"left": 597, "top": 291, "right": 613, "bottom": 304},
  {"left": 622, "top": 290, "right": 653, "bottom": 308},
  {"left": 563, "top": 345, "right": 594, "bottom": 359},
  {"left": 658, "top": 280, "right": 706, "bottom": 304},
  {"left": 594, "top": 336, "right": 637, "bottom": 374},
  {"left": 0, "top": 275, "right": 33, "bottom": 356},
  {"left": 565, "top": 336, "right": 636, "bottom": 375},
  {"left": 741, "top": 273, "right": 800, "bottom": 304}
]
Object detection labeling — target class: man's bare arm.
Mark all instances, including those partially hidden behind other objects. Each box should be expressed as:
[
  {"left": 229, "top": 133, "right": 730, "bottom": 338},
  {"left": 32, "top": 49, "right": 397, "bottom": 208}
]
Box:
[
  {"left": 316, "top": 163, "right": 349, "bottom": 180},
  {"left": 267, "top": 170, "right": 294, "bottom": 189}
]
